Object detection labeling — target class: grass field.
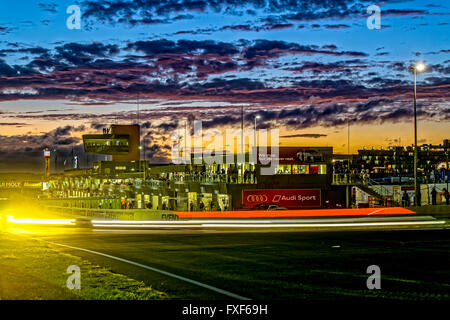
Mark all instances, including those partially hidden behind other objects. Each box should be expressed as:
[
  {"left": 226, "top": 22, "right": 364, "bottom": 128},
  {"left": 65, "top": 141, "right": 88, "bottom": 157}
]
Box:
[{"left": 0, "top": 233, "right": 169, "bottom": 300}]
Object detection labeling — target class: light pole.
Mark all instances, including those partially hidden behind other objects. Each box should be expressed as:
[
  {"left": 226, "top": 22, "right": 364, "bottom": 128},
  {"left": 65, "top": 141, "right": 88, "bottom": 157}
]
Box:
[
  {"left": 412, "top": 62, "right": 426, "bottom": 206},
  {"left": 445, "top": 140, "right": 449, "bottom": 202},
  {"left": 185, "top": 120, "right": 188, "bottom": 164},
  {"left": 139, "top": 145, "right": 144, "bottom": 180},
  {"left": 53, "top": 149, "right": 57, "bottom": 173},
  {"left": 254, "top": 115, "right": 260, "bottom": 150}
]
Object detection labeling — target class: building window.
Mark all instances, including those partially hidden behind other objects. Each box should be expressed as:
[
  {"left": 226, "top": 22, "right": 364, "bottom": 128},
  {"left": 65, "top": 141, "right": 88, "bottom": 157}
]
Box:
[
  {"left": 276, "top": 164, "right": 292, "bottom": 174},
  {"left": 293, "top": 165, "right": 309, "bottom": 174},
  {"left": 275, "top": 164, "right": 326, "bottom": 175},
  {"left": 318, "top": 164, "right": 327, "bottom": 174},
  {"left": 309, "top": 165, "right": 319, "bottom": 174}
]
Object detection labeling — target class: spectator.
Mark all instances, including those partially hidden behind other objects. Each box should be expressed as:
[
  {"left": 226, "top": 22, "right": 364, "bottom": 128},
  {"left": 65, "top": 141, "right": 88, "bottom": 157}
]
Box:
[
  {"left": 443, "top": 188, "right": 449, "bottom": 205},
  {"left": 232, "top": 166, "right": 238, "bottom": 183},
  {"left": 440, "top": 168, "right": 446, "bottom": 183},
  {"left": 339, "top": 167, "right": 345, "bottom": 184},
  {"left": 362, "top": 171, "right": 369, "bottom": 185},
  {"left": 244, "top": 169, "right": 249, "bottom": 183},
  {"left": 416, "top": 190, "right": 421, "bottom": 206},
  {"left": 402, "top": 190, "right": 410, "bottom": 207},
  {"left": 349, "top": 169, "right": 355, "bottom": 183},
  {"left": 431, "top": 187, "right": 437, "bottom": 205}
]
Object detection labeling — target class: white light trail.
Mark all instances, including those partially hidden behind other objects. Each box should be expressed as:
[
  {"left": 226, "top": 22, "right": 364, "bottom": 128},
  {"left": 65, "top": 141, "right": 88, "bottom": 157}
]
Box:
[
  {"left": 91, "top": 219, "right": 446, "bottom": 229},
  {"left": 6, "top": 217, "right": 76, "bottom": 225},
  {"left": 92, "top": 224, "right": 199, "bottom": 228},
  {"left": 91, "top": 216, "right": 435, "bottom": 225}
]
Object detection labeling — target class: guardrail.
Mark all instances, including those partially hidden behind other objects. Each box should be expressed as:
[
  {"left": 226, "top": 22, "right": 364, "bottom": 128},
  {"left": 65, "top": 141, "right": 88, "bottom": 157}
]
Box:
[{"left": 44, "top": 205, "right": 178, "bottom": 221}]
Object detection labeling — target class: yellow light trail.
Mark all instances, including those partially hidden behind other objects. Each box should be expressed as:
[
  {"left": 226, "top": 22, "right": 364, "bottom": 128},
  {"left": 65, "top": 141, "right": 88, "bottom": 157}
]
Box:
[{"left": 6, "top": 216, "right": 76, "bottom": 225}]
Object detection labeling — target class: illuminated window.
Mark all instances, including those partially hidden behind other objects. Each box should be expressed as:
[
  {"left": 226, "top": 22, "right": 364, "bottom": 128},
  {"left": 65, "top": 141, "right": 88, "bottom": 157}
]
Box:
[
  {"left": 318, "top": 164, "right": 327, "bottom": 174},
  {"left": 309, "top": 165, "right": 319, "bottom": 174},
  {"left": 293, "top": 165, "right": 309, "bottom": 174},
  {"left": 276, "top": 164, "right": 292, "bottom": 174}
]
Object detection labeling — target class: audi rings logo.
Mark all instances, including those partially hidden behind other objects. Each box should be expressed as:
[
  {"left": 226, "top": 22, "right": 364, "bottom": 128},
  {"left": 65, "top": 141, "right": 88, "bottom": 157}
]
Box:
[{"left": 246, "top": 195, "right": 268, "bottom": 203}]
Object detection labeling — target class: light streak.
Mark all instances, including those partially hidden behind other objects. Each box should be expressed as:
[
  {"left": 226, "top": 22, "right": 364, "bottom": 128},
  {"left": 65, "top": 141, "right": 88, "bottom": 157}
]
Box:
[
  {"left": 91, "top": 219, "right": 446, "bottom": 229},
  {"left": 6, "top": 217, "right": 75, "bottom": 225},
  {"left": 92, "top": 224, "right": 198, "bottom": 228},
  {"left": 200, "top": 221, "right": 446, "bottom": 228},
  {"left": 91, "top": 215, "right": 434, "bottom": 225},
  {"left": 175, "top": 207, "right": 416, "bottom": 218},
  {"left": 6, "top": 214, "right": 445, "bottom": 230}
]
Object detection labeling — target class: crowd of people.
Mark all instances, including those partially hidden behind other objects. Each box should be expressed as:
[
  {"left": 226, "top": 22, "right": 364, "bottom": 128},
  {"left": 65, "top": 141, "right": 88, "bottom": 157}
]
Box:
[
  {"left": 424, "top": 168, "right": 449, "bottom": 184},
  {"left": 333, "top": 162, "right": 449, "bottom": 186},
  {"left": 402, "top": 187, "right": 449, "bottom": 207},
  {"left": 332, "top": 164, "right": 370, "bottom": 185},
  {"left": 168, "top": 167, "right": 257, "bottom": 184}
]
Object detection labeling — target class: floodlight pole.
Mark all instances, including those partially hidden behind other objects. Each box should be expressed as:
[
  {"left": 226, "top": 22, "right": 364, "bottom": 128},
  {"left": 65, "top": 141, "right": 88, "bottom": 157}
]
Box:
[{"left": 413, "top": 68, "right": 418, "bottom": 206}]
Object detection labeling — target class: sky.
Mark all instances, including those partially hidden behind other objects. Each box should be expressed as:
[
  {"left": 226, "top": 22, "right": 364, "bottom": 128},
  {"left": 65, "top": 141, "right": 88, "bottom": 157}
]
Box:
[{"left": 0, "top": 0, "right": 448, "bottom": 172}]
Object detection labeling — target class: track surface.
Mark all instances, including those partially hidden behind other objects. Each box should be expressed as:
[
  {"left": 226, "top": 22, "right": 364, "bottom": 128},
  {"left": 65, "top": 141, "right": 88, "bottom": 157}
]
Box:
[{"left": 3, "top": 221, "right": 449, "bottom": 300}]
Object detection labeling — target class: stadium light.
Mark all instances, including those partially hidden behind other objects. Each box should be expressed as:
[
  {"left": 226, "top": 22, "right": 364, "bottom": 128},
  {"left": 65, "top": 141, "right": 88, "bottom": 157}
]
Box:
[{"left": 411, "top": 62, "right": 427, "bottom": 206}]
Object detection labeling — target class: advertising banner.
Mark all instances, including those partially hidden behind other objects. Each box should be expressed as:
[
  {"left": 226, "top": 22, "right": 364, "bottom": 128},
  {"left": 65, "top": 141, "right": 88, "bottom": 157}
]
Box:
[
  {"left": 0, "top": 181, "right": 22, "bottom": 189},
  {"left": 243, "top": 189, "right": 321, "bottom": 208}
]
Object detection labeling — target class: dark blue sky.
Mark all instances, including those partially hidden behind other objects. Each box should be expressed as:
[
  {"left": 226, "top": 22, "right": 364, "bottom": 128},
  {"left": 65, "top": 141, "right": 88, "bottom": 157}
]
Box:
[{"left": 0, "top": 0, "right": 448, "bottom": 170}]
